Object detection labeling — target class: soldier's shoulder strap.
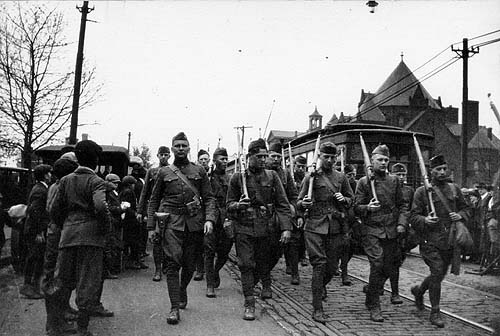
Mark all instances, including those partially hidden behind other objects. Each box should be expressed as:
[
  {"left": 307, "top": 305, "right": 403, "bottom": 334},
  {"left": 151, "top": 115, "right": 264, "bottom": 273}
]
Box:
[{"left": 168, "top": 164, "right": 201, "bottom": 199}]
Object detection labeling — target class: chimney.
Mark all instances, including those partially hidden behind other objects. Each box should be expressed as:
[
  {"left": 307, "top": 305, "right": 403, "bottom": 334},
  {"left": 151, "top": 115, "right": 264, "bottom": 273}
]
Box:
[
  {"left": 487, "top": 127, "right": 493, "bottom": 140},
  {"left": 82, "top": 133, "right": 89, "bottom": 141}
]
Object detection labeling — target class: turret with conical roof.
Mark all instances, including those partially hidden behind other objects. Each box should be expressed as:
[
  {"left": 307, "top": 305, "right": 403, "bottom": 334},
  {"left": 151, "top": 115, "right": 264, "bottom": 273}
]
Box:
[{"left": 309, "top": 106, "right": 322, "bottom": 131}]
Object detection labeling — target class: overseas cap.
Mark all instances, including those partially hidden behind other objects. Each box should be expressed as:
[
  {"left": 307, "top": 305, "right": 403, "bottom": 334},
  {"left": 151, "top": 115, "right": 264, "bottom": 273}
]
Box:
[
  {"left": 198, "top": 149, "right": 209, "bottom": 158},
  {"left": 213, "top": 147, "right": 228, "bottom": 159},
  {"left": 105, "top": 173, "right": 121, "bottom": 184},
  {"left": 372, "top": 144, "right": 390, "bottom": 157},
  {"left": 269, "top": 143, "right": 283, "bottom": 154},
  {"left": 429, "top": 154, "right": 446, "bottom": 169},
  {"left": 157, "top": 146, "right": 170, "bottom": 154},
  {"left": 172, "top": 132, "right": 188, "bottom": 144},
  {"left": 248, "top": 138, "right": 268, "bottom": 156},
  {"left": 295, "top": 155, "right": 307, "bottom": 165},
  {"left": 391, "top": 163, "right": 407, "bottom": 173},
  {"left": 320, "top": 142, "right": 337, "bottom": 155}
]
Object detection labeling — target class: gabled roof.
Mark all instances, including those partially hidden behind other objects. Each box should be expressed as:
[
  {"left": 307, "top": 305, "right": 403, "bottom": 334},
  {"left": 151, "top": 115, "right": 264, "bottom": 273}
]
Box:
[
  {"left": 358, "top": 61, "right": 440, "bottom": 120},
  {"left": 356, "top": 92, "right": 385, "bottom": 122},
  {"left": 468, "top": 127, "right": 499, "bottom": 150},
  {"left": 266, "top": 130, "right": 302, "bottom": 144},
  {"left": 446, "top": 123, "right": 462, "bottom": 137},
  {"left": 327, "top": 113, "right": 338, "bottom": 125}
]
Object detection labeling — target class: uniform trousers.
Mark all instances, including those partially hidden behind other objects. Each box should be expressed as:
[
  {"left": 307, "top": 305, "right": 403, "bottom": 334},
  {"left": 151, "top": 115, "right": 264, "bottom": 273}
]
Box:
[
  {"left": 417, "top": 244, "right": 453, "bottom": 309},
  {"left": 235, "top": 233, "right": 271, "bottom": 299},
  {"left": 305, "top": 231, "right": 345, "bottom": 310},
  {"left": 362, "top": 235, "right": 401, "bottom": 309},
  {"left": 23, "top": 237, "right": 45, "bottom": 287},
  {"left": 204, "top": 225, "right": 233, "bottom": 287},
  {"left": 55, "top": 246, "right": 104, "bottom": 329},
  {"left": 162, "top": 228, "right": 203, "bottom": 309},
  {"left": 284, "top": 229, "right": 303, "bottom": 276}
]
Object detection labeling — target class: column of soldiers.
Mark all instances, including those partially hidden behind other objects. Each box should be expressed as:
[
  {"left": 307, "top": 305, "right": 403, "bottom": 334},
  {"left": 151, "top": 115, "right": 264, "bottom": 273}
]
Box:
[{"left": 14, "top": 132, "right": 488, "bottom": 335}]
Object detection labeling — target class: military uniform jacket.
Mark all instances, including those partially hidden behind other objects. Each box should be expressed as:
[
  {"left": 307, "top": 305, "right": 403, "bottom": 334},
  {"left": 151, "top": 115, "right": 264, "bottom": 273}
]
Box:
[
  {"left": 210, "top": 170, "right": 231, "bottom": 226},
  {"left": 137, "top": 166, "right": 161, "bottom": 217},
  {"left": 354, "top": 173, "right": 408, "bottom": 239},
  {"left": 297, "top": 168, "right": 354, "bottom": 235},
  {"left": 50, "top": 167, "right": 110, "bottom": 248},
  {"left": 227, "top": 168, "right": 292, "bottom": 237},
  {"left": 409, "top": 182, "right": 470, "bottom": 250},
  {"left": 275, "top": 167, "right": 298, "bottom": 207},
  {"left": 146, "top": 162, "right": 216, "bottom": 232},
  {"left": 25, "top": 182, "right": 50, "bottom": 238}
]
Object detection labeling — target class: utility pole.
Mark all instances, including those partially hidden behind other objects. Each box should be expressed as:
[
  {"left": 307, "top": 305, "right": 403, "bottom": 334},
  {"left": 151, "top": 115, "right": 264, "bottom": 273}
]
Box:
[
  {"left": 452, "top": 38, "right": 478, "bottom": 186},
  {"left": 127, "top": 132, "right": 131, "bottom": 154},
  {"left": 69, "top": 1, "right": 94, "bottom": 145}
]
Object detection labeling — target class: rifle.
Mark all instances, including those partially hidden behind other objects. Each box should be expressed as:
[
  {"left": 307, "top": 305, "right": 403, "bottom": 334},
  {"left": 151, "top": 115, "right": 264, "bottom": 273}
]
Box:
[
  {"left": 339, "top": 146, "right": 345, "bottom": 173},
  {"left": 236, "top": 127, "right": 250, "bottom": 203},
  {"left": 413, "top": 134, "right": 436, "bottom": 216},
  {"left": 305, "top": 134, "right": 322, "bottom": 204},
  {"left": 359, "top": 133, "right": 378, "bottom": 203},
  {"left": 288, "top": 142, "right": 296, "bottom": 186},
  {"left": 281, "top": 144, "right": 288, "bottom": 184}
]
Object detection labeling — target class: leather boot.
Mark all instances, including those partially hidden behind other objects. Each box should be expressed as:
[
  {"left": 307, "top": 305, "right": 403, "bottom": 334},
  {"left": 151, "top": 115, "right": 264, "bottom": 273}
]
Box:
[
  {"left": 261, "top": 286, "right": 272, "bottom": 300},
  {"left": 322, "top": 286, "right": 327, "bottom": 301},
  {"left": 167, "top": 308, "right": 180, "bottom": 325},
  {"left": 291, "top": 274, "right": 300, "bottom": 285},
  {"left": 214, "top": 271, "right": 221, "bottom": 289},
  {"left": 206, "top": 287, "right": 216, "bottom": 298},
  {"left": 391, "top": 294, "right": 403, "bottom": 304},
  {"left": 193, "top": 270, "right": 204, "bottom": 281},
  {"left": 430, "top": 308, "right": 445, "bottom": 328},
  {"left": 341, "top": 274, "right": 352, "bottom": 286},
  {"left": 312, "top": 309, "right": 327, "bottom": 324},
  {"left": 243, "top": 296, "right": 255, "bottom": 321},
  {"left": 178, "top": 287, "right": 187, "bottom": 309},
  {"left": 411, "top": 285, "right": 425, "bottom": 310},
  {"left": 76, "top": 310, "right": 91, "bottom": 335},
  {"left": 152, "top": 269, "right": 162, "bottom": 282},
  {"left": 369, "top": 306, "right": 384, "bottom": 322}
]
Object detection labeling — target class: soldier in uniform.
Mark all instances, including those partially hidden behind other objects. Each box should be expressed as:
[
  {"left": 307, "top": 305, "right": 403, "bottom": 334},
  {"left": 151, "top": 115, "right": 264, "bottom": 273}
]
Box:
[
  {"left": 388, "top": 162, "right": 414, "bottom": 304},
  {"left": 50, "top": 140, "right": 110, "bottom": 336},
  {"left": 297, "top": 142, "right": 354, "bottom": 323},
  {"left": 137, "top": 146, "right": 171, "bottom": 281},
  {"left": 354, "top": 145, "right": 408, "bottom": 322},
  {"left": 193, "top": 149, "right": 210, "bottom": 281},
  {"left": 409, "top": 155, "right": 470, "bottom": 328},
  {"left": 204, "top": 147, "right": 233, "bottom": 298},
  {"left": 266, "top": 143, "right": 298, "bottom": 285},
  {"left": 227, "top": 138, "right": 292, "bottom": 321},
  {"left": 21, "top": 164, "right": 52, "bottom": 300},
  {"left": 147, "top": 132, "right": 216, "bottom": 325},
  {"left": 294, "top": 155, "right": 309, "bottom": 266}
]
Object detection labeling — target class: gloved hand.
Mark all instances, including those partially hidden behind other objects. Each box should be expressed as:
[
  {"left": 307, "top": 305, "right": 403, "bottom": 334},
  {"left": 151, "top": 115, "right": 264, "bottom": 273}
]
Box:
[
  {"left": 120, "top": 201, "right": 131, "bottom": 210},
  {"left": 301, "top": 197, "right": 313, "bottom": 209}
]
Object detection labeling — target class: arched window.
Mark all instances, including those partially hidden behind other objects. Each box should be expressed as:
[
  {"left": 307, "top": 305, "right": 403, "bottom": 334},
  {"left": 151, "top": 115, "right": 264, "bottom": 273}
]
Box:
[{"left": 473, "top": 160, "right": 479, "bottom": 171}]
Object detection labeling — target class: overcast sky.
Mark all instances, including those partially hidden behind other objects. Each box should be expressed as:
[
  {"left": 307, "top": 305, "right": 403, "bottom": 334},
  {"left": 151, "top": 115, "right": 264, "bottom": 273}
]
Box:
[{"left": 52, "top": 0, "right": 500, "bottom": 164}]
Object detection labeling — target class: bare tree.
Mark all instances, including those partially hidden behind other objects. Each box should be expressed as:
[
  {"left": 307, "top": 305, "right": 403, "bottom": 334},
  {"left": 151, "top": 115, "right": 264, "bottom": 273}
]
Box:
[
  {"left": 0, "top": 3, "right": 100, "bottom": 168},
  {"left": 133, "top": 144, "right": 153, "bottom": 169}
]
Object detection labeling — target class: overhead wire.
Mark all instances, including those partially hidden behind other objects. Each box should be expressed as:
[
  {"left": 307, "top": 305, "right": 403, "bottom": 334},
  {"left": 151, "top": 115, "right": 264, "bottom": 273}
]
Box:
[
  {"left": 356, "top": 56, "right": 460, "bottom": 120},
  {"left": 469, "top": 28, "right": 500, "bottom": 41},
  {"left": 472, "top": 37, "right": 500, "bottom": 48}
]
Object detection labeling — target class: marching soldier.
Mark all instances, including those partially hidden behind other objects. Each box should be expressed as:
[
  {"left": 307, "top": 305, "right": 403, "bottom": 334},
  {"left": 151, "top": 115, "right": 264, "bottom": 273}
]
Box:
[
  {"left": 297, "top": 142, "right": 354, "bottom": 323},
  {"left": 266, "top": 143, "right": 298, "bottom": 285},
  {"left": 409, "top": 155, "right": 470, "bottom": 328},
  {"left": 147, "top": 132, "right": 216, "bottom": 325},
  {"left": 194, "top": 149, "right": 210, "bottom": 281},
  {"left": 227, "top": 138, "right": 292, "bottom": 321},
  {"left": 294, "top": 155, "right": 309, "bottom": 266},
  {"left": 204, "top": 147, "right": 233, "bottom": 298},
  {"left": 388, "top": 162, "right": 414, "bottom": 304},
  {"left": 137, "top": 146, "right": 171, "bottom": 281},
  {"left": 354, "top": 145, "right": 408, "bottom": 322}
]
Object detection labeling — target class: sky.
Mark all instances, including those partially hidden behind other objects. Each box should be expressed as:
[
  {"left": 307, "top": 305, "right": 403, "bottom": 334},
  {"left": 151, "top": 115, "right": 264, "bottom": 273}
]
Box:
[{"left": 46, "top": 1, "right": 500, "bottom": 165}]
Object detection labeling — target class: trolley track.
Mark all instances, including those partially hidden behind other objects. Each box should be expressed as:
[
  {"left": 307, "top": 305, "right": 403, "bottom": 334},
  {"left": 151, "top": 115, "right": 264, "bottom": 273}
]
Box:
[{"left": 227, "top": 251, "right": 495, "bottom": 335}]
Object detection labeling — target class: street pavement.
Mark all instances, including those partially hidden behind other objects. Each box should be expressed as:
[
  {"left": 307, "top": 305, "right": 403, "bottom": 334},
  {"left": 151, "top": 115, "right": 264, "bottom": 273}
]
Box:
[{"left": 0, "top": 253, "right": 287, "bottom": 336}]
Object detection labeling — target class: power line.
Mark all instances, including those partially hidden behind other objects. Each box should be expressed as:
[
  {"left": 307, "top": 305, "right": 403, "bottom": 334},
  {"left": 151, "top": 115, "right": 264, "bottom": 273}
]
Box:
[
  {"left": 472, "top": 37, "right": 500, "bottom": 48},
  {"left": 356, "top": 56, "right": 460, "bottom": 120},
  {"left": 469, "top": 28, "right": 500, "bottom": 41}
]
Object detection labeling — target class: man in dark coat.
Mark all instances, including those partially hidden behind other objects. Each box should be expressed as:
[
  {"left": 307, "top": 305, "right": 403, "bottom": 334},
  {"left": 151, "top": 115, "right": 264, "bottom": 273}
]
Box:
[
  {"left": 227, "top": 138, "right": 292, "bottom": 321},
  {"left": 297, "top": 142, "right": 354, "bottom": 323},
  {"left": 409, "top": 155, "right": 470, "bottom": 328},
  {"left": 193, "top": 148, "right": 210, "bottom": 281},
  {"left": 137, "top": 146, "right": 171, "bottom": 281},
  {"left": 294, "top": 155, "right": 308, "bottom": 266},
  {"left": 42, "top": 157, "right": 79, "bottom": 336},
  {"left": 354, "top": 145, "right": 408, "bottom": 322},
  {"left": 204, "top": 147, "right": 233, "bottom": 298},
  {"left": 50, "top": 140, "right": 110, "bottom": 336},
  {"left": 147, "top": 132, "right": 216, "bottom": 325},
  {"left": 20, "top": 164, "right": 52, "bottom": 300},
  {"left": 132, "top": 164, "right": 148, "bottom": 259}
]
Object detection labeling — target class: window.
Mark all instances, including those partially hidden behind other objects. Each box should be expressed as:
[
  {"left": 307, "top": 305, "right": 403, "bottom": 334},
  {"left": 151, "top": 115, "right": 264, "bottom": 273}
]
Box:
[{"left": 473, "top": 160, "right": 479, "bottom": 171}]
